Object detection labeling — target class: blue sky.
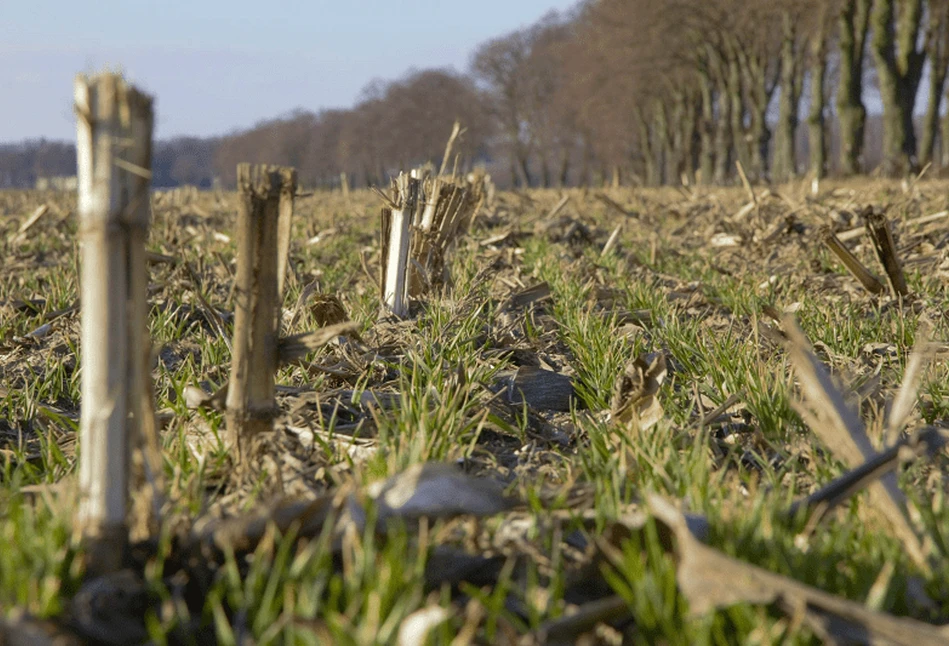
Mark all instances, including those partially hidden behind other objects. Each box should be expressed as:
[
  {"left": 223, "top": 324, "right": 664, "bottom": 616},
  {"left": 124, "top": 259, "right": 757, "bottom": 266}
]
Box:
[{"left": 0, "top": 0, "right": 578, "bottom": 142}]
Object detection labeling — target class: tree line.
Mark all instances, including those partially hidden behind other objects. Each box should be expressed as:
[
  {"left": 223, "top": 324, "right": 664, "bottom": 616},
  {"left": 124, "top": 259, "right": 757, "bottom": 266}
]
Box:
[{"left": 4, "top": 0, "right": 949, "bottom": 190}]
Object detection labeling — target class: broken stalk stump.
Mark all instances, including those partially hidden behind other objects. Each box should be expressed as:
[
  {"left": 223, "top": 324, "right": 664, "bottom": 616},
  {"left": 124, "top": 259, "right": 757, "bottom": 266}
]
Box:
[
  {"left": 820, "top": 227, "right": 885, "bottom": 295},
  {"left": 75, "top": 72, "right": 154, "bottom": 574},
  {"left": 275, "top": 167, "right": 297, "bottom": 302},
  {"left": 863, "top": 208, "right": 909, "bottom": 297},
  {"left": 226, "top": 164, "right": 294, "bottom": 465},
  {"left": 381, "top": 173, "right": 418, "bottom": 317}
]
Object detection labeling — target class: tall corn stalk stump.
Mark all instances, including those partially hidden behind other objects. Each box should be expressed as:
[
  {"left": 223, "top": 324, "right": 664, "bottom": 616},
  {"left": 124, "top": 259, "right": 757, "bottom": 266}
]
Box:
[
  {"left": 226, "top": 164, "right": 295, "bottom": 466},
  {"left": 378, "top": 159, "right": 484, "bottom": 315},
  {"left": 75, "top": 73, "right": 154, "bottom": 574},
  {"left": 276, "top": 168, "right": 298, "bottom": 301}
]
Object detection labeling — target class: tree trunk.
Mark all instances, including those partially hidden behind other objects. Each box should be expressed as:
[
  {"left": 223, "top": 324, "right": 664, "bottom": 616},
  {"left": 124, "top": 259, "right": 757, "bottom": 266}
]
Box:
[
  {"left": 919, "top": 2, "right": 949, "bottom": 167},
  {"left": 539, "top": 154, "right": 551, "bottom": 188},
  {"left": 578, "top": 135, "right": 592, "bottom": 187},
  {"left": 871, "top": 0, "right": 926, "bottom": 176},
  {"left": 727, "top": 51, "right": 749, "bottom": 177},
  {"left": 836, "top": 0, "right": 872, "bottom": 175},
  {"left": 686, "top": 92, "right": 701, "bottom": 185},
  {"left": 807, "top": 15, "right": 830, "bottom": 180},
  {"left": 517, "top": 147, "right": 533, "bottom": 187},
  {"left": 713, "top": 82, "right": 733, "bottom": 184},
  {"left": 557, "top": 147, "right": 570, "bottom": 188},
  {"left": 699, "top": 69, "right": 716, "bottom": 185},
  {"left": 671, "top": 91, "right": 697, "bottom": 185},
  {"left": 774, "top": 12, "right": 804, "bottom": 183},
  {"left": 942, "top": 99, "right": 949, "bottom": 168},
  {"left": 656, "top": 99, "right": 672, "bottom": 185},
  {"left": 919, "top": 68, "right": 948, "bottom": 167},
  {"left": 636, "top": 107, "right": 659, "bottom": 186},
  {"left": 745, "top": 53, "right": 777, "bottom": 182},
  {"left": 361, "top": 164, "right": 375, "bottom": 189}
]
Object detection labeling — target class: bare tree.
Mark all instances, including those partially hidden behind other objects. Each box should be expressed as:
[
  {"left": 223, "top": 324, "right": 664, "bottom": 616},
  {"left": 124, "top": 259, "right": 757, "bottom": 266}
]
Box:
[
  {"left": 735, "top": 19, "right": 783, "bottom": 181},
  {"left": 773, "top": 2, "right": 817, "bottom": 183},
  {"left": 837, "top": 0, "right": 872, "bottom": 175},
  {"left": 807, "top": 2, "right": 835, "bottom": 180},
  {"left": 871, "top": 0, "right": 928, "bottom": 175},
  {"left": 944, "top": 87, "right": 949, "bottom": 168},
  {"left": 19, "top": 0, "right": 946, "bottom": 189},
  {"left": 919, "top": 0, "right": 949, "bottom": 168},
  {"left": 471, "top": 28, "right": 536, "bottom": 186}
]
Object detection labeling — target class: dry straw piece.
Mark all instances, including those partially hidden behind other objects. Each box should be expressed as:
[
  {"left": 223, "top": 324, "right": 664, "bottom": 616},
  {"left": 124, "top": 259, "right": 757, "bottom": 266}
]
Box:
[
  {"left": 610, "top": 352, "right": 667, "bottom": 430},
  {"left": 649, "top": 495, "right": 949, "bottom": 645},
  {"left": 782, "top": 316, "right": 929, "bottom": 573},
  {"left": 820, "top": 226, "right": 886, "bottom": 295}
]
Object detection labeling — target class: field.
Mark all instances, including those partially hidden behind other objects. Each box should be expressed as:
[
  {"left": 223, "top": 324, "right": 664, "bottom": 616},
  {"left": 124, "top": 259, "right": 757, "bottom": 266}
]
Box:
[{"left": 1, "top": 177, "right": 949, "bottom": 644}]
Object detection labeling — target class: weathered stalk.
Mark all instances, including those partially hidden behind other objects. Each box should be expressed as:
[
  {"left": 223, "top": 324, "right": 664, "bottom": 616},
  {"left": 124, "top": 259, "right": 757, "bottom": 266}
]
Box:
[
  {"left": 382, "top": 173, "right": 418, "bottom": 317},
  {"left": 226, "top": 164, "right": 291, "bottom": 464},
  {"left": 275, "top": 167, "right": 297, "bottom": 302},
  {"left": 864, "top": 208, "right": 908, "bottom": 297},
  {"left": 75, "top": 72, "right": 154, "bottom": 574},
  {"left": 820, "top": 227, "right": 885, "bottom": 295}
]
